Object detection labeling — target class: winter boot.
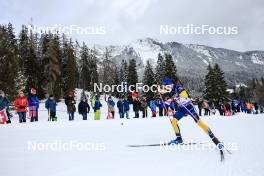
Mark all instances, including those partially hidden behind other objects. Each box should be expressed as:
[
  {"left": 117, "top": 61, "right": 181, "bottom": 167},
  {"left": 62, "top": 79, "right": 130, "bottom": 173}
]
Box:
[{"left": 168, "top": 136, "right": 183, "bottom": 145}]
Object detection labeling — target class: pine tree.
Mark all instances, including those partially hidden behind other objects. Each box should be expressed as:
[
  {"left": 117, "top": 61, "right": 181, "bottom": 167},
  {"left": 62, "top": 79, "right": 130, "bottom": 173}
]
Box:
[
  {"left": 101, "top": 47, "right": 116, "bottom": 87},
  {"left": 204, "top": 63, "right": 228, "bottom": 103},
  {"left": 143, "top": 60, "right": 156, "bottom": 101},
  {"left": 15, "top": 70, "right": 27, "bottom": 94},
  {"left": 155, "top": 53, "right": 165, "bottom": 84},
  {"left": 213, "top": 63, "right": 228, "bottom": 102},
  {"left": 119, "top": 60, "right": 128, "bottom": 83},
  {"left": 65, "top": 39, "right": 77, "bottom": 93},
  {"left": 18, "top": 25, "right": 42, "bottom": 95},
  {"left": 238, "top": 86, "right": 247, "bottom": 100},
  {"left": 127, "top": 58, "right": 138, "bottom": 88},
  {"left": 113, "top": 67, "right": 120, "bottom": 97},
  {"left": 27, "top": 29, "right": 41, "bottom": 92},
  {"left": 118, "top": 59, "right": 129, "bottom": 97},
  {"left": 255, "top": 78, "right": 264, "bottom": 105},
  {"left": 74, "top": 41, "right": 80, "bottom": 89},
  {"left": 52, "top": 33, "right": 63, "bottom": 99},
  {"left": 59, "top": 36, "right": 78, "bottom": 94},
  {"left": 123, "top": 60, "right": 128, "bottom": 82},
  {"left": 18, "top": 25, "right": 30, "bottom": 90},
  {"left": 0, "top": 24, "right": 19, "bottom": 100},
  {"left": 89, "top": 46, "right": 99, "bottom": 91},
  {"left": 79, "top": 42, "right": 90, "bottom": 90},
  {"left": 204, "top": 64, "right": 215, "bottom": 100},
  {"left": 163, "top": 53, "right": 178, "bottom": 82},
  {"left": 45, "top": 34, "right": 61, "bottom": 96},
  {"left": 61, "top": 34, "right": 69, "bottom": 95}
]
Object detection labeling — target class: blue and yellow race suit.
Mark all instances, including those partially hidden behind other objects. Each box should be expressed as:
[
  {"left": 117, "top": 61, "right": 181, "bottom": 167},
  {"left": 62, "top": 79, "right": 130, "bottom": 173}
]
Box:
[{"left": 169, "top": 83, "right": 215, "bottom": 139}]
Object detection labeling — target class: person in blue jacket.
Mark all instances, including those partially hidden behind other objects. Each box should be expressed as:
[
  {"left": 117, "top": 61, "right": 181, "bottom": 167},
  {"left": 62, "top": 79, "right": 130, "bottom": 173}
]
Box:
[
  {"left": 123, "top": 96, "right": 130, "bottom": 119},
  {"left": 107, "top": 96, "right": 115, "bottom": 119},
  {"left": 0, "top": 90, "right": 9, "bottom": 110},
  {"left": 94, "top": 95, "right": 102, "bottom": 120},
  {"left": 28, "top": 88, "right": 39, "bottom": 122},
  {"left": 0, "top": 90, "right": 10, "bottom": 124},
  {"left": 117, "top": 98, "right": 124, "bottom": 118},
  {"left": 78, "top": 97, "right": 90, "bottom": 120},
  {"left": 149, "top": 100, "right": 157, "bottom": 117},
  {"left": 45, "top": 95, "right": 57, "bottom": 121},
  {"left": 158, "top": 99, "right": 164, "bottom": 117}
]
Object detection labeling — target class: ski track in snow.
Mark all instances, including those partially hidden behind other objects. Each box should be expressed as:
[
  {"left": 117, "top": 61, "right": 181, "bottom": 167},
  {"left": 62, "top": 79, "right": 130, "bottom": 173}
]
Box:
[{"left": 1, "top": 101, "right": 264, "bottom": 176}]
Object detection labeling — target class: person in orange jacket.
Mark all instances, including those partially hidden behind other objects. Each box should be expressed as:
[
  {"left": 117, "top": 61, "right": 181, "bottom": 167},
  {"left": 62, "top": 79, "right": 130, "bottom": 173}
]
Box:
[
  {"left": 15, "top": 91, "right": 28, "bottom": 123},
  {"left": 246, "top": 102, "right": 253, "bottom": 114}
]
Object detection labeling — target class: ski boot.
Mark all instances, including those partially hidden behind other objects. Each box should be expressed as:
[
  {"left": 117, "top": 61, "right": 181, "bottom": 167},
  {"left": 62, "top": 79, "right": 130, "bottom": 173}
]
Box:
[
  {"left": 168, "top": 136, "right": 183, "bottom": 145},
  {"left": 212, "top": 137, "right": 224, "bottom": 150}
]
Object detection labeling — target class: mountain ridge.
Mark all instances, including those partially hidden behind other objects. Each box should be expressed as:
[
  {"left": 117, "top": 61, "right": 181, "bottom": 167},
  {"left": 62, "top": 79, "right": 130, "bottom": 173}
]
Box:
[{"left": 94, "top": 38, "right": 264, "bottom": 95}]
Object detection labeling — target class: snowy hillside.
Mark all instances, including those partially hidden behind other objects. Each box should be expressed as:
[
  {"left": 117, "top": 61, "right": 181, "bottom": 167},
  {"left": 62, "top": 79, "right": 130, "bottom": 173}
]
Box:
[
  {"left": 1, "top": 99, "right": 264, "bottom": 176},
  {"left": 93, "top": 38, "right": 264, "bottom": 86}
]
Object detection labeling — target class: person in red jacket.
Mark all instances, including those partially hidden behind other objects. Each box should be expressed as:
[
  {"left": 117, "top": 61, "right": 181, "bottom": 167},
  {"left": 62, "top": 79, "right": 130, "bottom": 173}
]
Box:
[{"left": 15, "top": 91, "right": 28, "bottom": 123}]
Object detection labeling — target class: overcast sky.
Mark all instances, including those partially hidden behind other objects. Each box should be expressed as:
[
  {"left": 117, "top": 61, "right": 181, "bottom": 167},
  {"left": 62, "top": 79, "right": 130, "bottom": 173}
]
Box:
[{"left": 1, "top": 0, "right": 264, "bottom": 51}]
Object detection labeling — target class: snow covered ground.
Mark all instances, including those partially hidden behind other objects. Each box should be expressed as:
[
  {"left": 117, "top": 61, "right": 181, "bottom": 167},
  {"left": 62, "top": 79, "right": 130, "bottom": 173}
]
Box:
[{"left": 1, "top": 99, "right": 264, "bottom": 176}]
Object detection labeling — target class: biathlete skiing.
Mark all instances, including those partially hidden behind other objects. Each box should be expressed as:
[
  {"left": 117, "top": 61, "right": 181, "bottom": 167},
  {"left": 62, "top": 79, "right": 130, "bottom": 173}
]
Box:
[{"left": 160, "top": 78, "right": 224, "bottom": 150}]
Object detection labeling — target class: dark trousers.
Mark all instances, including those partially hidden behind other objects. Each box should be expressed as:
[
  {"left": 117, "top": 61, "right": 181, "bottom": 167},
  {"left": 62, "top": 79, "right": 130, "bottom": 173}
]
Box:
[
  {"left": 134, "top": 111, "right": 139, "bottom": 118},
  {"left": 30, "top": 111, "right": 38, "bottom": 122},
  {"left": 18, "top": 112, "right": 26, "bottom": 123},
  {"left": 119, "top": 112, "right": 124, "bottom": 118},
  {"left": 69, "top": 112, "right": 74, "bottom": 120},
  {"left": 159, "top": 107, "right": 164, "bottom": 116},
  {"left": 198, "top": 108, "right": 202, "bottom": 116},
  {"left": 50, "top": 111, "right": 56, "bottom": 121},
  {"left": 124, "top": 111, "right": 129, "bottom": 118},
  {"left": 142, "top": 108, "right": 147, "bottom": 118},
  {"left": 219, "top": 109, "right": 224, "bottom": 116},
  {"left": 204, "top": 108, "right": 210, "bottom": 116},
  {"left": 81, "top": 112, "right": 87, "bottom": 120}
]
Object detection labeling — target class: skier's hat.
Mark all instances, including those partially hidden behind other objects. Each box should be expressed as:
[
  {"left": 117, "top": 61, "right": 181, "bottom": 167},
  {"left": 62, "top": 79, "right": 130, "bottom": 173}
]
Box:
[{"left": 163, "top": 78, "right": 173, "bottom": 86}]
